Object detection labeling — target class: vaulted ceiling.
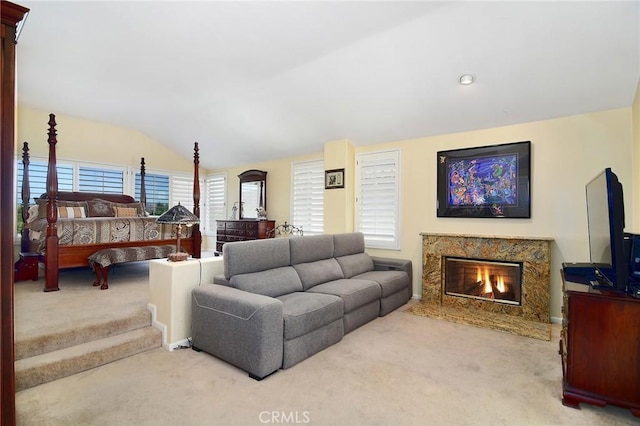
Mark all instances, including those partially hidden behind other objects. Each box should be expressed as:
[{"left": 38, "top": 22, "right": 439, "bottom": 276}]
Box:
[{"left": 16, "top": 1, "right": 640, "bottom": 170}]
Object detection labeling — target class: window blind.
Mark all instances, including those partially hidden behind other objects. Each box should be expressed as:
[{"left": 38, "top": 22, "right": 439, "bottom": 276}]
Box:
[
  {"left": 78, "top": 166, "right": 124, "bottom": 194},
  {"left": 135, "top": 172, "right": 170, "bottom": 215},
  {"left": 291, "top": 160, "right": 324, "bottom": 235},
  {"left": 170, "top": 174, "right": 204, "bottom": 216},
  {"left": 16, "top": 159, "right": 73, "bottom": 232},
  {"left": 17, "top": 160, "right": 73, "bottom": 203},
  {"left": 355, "top": 150, "right": 401, "bottom": 249},
  {"left": 205, "top": 173, "right": 226, "bottom": 233}
]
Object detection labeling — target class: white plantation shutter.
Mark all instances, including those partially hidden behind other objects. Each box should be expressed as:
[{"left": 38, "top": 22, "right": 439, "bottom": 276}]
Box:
[
  {"left": 355, "top": 150, "right": 401, "bottom": 249},
  {"left": 291, "top": 160, "right": 324, "bottom": 235},
  {"left": 205, "top": 173, "right": 226, "bottom": 233},
  {"left": 135, "top": 172, "right": 170, "bottom": 215},
  {"left": 78, "top": 165, "right": 124, "bottom": 194},
  {"left": 170, "top": 174, "right": 203, "bottom": 215},
  {"left": 17, "top": 159, "right": 73, "bottom": 202}
]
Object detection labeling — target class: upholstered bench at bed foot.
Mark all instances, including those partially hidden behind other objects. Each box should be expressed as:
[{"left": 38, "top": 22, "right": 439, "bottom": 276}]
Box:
[{"left": 88, "top": 245, "right": 179, "bottom": 290}]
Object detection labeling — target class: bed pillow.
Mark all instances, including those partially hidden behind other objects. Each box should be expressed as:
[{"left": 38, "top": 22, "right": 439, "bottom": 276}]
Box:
[
  {"left": 113, "top": 207, "right": 138, "bottom": 217},
  {"left": 57, "top": 206, "right": 87, "bottom": 219},
  {"left": 87, "top": 199, "right": 115, "bottom": 217},
  {"left": 26, "top": 205, "right": 39, "bottom": 224},
  {"left": 37, "top": 199, "right": 88, "bottom": 219},
  {"left": 112, "top": 201, "right": 146, "bottom": 217}
]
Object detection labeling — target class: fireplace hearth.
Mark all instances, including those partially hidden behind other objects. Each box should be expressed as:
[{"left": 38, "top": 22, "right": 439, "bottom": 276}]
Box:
[{"left": 410, "top": 233, "right": 553, "bottom": 340}]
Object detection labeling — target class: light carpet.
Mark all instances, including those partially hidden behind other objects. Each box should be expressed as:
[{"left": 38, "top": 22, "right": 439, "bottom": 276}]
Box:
[
  {"left": 14, "top": 263, "right": 639, "bottom": 426},
  {"left": 15, "top": 264, "right": 150, "bottom": 344}
]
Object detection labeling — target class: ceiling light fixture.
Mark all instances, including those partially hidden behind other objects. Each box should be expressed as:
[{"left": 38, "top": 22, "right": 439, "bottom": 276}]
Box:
[{"left": 459, "top": 74, "right": 475, "bottom": 85}]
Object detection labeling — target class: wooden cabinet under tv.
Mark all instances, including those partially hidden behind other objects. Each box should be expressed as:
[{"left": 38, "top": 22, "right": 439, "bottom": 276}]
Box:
[
  {"left": 560, "top": 273, "right": 640, "bottom": 417},
  {"left": 215, "top": 220, "right": 275, "bottom": 252}
]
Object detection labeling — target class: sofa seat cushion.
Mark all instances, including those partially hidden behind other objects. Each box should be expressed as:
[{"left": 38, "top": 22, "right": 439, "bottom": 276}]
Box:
[
  {"left": 336, "top": 253, "right": 375, "bottom": 278},
  {"left": 307, "top": 279, "right": 381, "bottom": 313},
  {"left": 230, "top": 266, "right": 303, "bottom": 298},
  {"left": 277, "top": 292, "right": 343, "bottom": 340},
  {"left": 293, "top": 258, "right": 344, "bottom": 291},
  {"left": 353, "top": 270, "right": 408, "bottom": 297}
]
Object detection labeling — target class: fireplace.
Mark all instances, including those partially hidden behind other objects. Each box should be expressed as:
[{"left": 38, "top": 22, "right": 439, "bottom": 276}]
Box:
[
  {"left": 410, "top": 233, "right": 553, "bottom": 340},
  {"left": 445, "top": 257, "right": 522, "bottom": 305}
]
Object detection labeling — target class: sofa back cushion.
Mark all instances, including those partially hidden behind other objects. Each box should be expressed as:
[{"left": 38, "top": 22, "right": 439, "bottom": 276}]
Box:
[
  {"left": 229, "top": 266, "right": 303, "bottom": 298},
  {"left": 224, "top": 238, "right": 291, "bottom": 279},
  {"left": 289, "top": 234, "right": 334, "bottom": 265},
  {"left": 333, "top": 232, "right": 365, "bottom": 257},
  {"left": 293, "top": 258, "right": 344, "bottom": 291},
  {"left": 336, "top": 253, "right": 375, "bottom": 278}
]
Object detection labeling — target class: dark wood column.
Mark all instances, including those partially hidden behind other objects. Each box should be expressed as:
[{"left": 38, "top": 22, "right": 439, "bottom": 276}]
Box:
[{"left": 1, "top": 1, "right": 29, "bottom": 425}]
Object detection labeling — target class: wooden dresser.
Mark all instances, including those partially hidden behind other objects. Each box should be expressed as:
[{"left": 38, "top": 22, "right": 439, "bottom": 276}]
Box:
[
  {"left": 215, "top": 220, "right": 275, "bottom": 252},
  {"left": 560, "top": 273, "right": 640, "bottom": 417}
]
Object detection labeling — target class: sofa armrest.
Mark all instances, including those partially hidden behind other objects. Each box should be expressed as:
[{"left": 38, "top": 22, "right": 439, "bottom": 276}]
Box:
[
  {"left": 370, "top": 256, "right": 413, "bottom": 299},
  {"left": 191, "top": 284, "right": 283, "bottom": 379}
]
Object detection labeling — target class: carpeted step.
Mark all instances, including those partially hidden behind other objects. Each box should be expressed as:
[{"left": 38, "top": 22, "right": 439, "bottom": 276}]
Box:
[
  {"left": 15, "top": 326, "right": 161, "bottom": 391},
  {"left": 15, "top": 309, "right": 152, "bottom": 361}
]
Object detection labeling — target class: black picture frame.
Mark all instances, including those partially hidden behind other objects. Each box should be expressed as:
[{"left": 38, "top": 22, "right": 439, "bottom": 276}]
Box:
[
  {"left": 437, "top": 141, "right": 531, "bottom": 218},
  {"left": 325, "top": 168, "right": 345, "bottom": 189}
]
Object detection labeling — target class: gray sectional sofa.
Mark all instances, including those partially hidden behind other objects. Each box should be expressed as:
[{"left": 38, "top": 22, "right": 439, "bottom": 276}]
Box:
[{"left": 191, "top": 232, "right": 412, "bottom": 380}]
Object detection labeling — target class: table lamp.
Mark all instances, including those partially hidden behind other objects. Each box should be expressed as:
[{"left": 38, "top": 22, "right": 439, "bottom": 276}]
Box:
[{"left": 156, "top": 202, "right": 199, "bottom": 261}]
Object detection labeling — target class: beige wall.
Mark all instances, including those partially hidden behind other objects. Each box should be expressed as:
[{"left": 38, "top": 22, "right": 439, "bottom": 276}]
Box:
[
  {"left": 323, "top": 139, "right": 355, "bottom": 233},
  {"left": 17, "top": 107, "right": 194, "bottom": 173},
  {"left": 215, "top": 108, "right": 635, "bottom": 320}
]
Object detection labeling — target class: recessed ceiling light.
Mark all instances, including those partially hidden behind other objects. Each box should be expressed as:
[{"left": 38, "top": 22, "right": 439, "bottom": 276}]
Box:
[{"left": 459, "top": 74, "right": 475, "bottom": 85}]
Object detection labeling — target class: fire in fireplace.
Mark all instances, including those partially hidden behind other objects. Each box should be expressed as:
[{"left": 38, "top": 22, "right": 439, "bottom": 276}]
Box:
[{"left": 445, "top": 257, "right": 522, "bottom": 305}]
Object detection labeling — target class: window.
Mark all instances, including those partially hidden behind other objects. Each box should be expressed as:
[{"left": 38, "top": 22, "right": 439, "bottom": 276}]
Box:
[
  {"left": 205, "top": 173, "right": 226, "bottom": 233},
  {"left": 355, "top": 150, "right": 401, "bottom": 249},
  {"left": 17, "top": 159, "right": 73, "bottom": 203},
  {"left": 78, "top": 165, "right": 124, "bottom": 194},
  {"left": 16, "top": 159, "right": 73, "bottom": 232},
  {"left": 135, "top": 172, "right": 170, "bottom": 215},
  {"left": 291, "top": 160, "right": 324, "bottom": 235},
  {"left": 170, "top": 174, "right": 203, "bottom": 216}
]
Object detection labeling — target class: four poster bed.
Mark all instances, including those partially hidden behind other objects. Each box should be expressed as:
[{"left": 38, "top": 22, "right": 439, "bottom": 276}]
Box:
[{"left": 15, "top": 113, "right": 202, "bottom": 292}]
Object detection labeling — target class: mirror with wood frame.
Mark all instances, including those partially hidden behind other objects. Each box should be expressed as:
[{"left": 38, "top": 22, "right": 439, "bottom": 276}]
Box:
[{"left": 239, "top": 169, "right": 267, "bottom": 219}]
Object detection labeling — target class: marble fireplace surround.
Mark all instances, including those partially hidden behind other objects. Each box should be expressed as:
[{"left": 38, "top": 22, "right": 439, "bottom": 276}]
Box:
[{"left": 412, "top": 233, "right": 553, "bottom": 340}]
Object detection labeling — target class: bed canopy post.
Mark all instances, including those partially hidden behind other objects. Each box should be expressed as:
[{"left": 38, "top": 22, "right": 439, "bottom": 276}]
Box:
[
  {"left": 192, "top": 142, "right": 201, "bottom": 258},
  {"left": 44, "top": 113, "right": 59, "bottom": 292},
  {"left": 20, "top": 141, "right": 30, "bottom": 252},
  {"left": 139, "top": 157, "right": 146, "bottom": 213}
]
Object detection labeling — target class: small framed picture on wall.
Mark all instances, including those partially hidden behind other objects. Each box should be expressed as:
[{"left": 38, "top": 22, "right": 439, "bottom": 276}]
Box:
[{"left": 325, "top": 168, "right": 345, "bottom": 189}]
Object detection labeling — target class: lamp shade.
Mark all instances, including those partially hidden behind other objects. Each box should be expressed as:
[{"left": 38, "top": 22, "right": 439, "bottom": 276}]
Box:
[{"left": 156, "top": 203, "right": 199, "bottom": 225}]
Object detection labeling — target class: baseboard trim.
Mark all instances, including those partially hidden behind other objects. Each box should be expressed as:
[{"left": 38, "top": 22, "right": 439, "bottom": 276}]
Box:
[
  {"left": 147, "top": 303, "right": 193, "bottom": 351},
  {"left": 167, "top": 338, "right": 191, "bottom": 351},
  {"left": 147, "top": 303, "right": 169, "bottom": 350}
]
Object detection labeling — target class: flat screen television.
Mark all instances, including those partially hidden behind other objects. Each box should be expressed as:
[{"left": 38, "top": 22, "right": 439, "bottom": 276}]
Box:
[{"left": 585, "top": 168, "right": 628, "bottom": 291}]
